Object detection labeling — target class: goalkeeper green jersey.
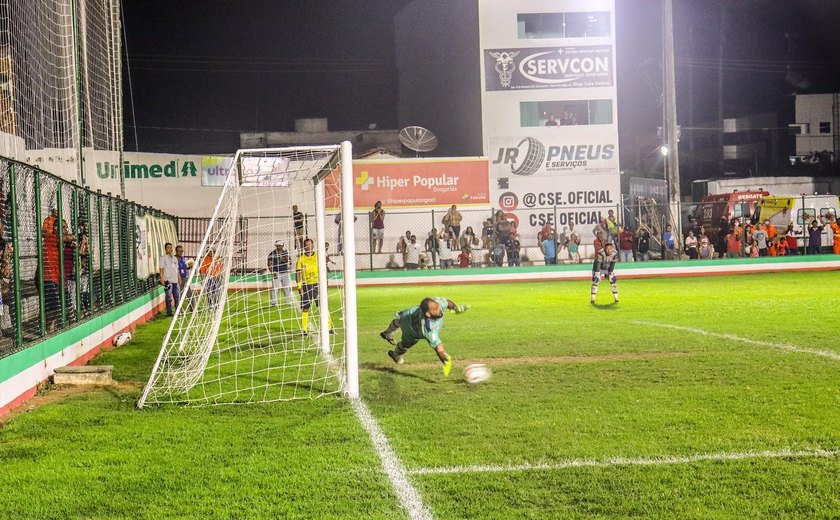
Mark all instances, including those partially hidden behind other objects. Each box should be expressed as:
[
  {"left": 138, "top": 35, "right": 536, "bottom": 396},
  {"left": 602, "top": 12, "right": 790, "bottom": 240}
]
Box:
[{"left": 398, "top": 296, "right": 448, "bottom": 348}]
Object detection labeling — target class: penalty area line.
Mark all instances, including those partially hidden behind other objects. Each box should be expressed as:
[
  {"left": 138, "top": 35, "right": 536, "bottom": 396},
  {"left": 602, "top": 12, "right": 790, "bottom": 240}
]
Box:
[
  {"left": 632, "top": 321, "right": 840, "bottom": 362},
  {"left": 408, "top": 448, "right": 840, "bottom": 476},
  {"left": 351, "top": 398, "right": 434, "bottom": 520}
]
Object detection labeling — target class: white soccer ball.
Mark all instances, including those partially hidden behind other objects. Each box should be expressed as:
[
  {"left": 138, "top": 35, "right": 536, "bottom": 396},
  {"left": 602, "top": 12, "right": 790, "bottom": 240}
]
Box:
[
  {"left": 113, "top": 331, "right": 132, "bottom": 347},
  {"left": 464, "top": 363, "right": 491, "bottom": 384}
]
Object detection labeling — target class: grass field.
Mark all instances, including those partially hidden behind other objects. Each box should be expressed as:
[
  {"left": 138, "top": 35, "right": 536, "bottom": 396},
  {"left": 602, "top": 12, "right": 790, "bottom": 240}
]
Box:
[{"left": 2, "top": 270, "right": 840, "bottom": 519}]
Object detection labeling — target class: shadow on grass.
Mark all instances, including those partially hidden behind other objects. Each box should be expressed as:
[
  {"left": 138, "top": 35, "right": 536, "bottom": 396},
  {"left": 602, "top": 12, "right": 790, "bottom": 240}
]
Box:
[
  {"left": 361, "top": 362, "right": 440, "bottom": 384},
  {"left": 590, "top": 301, "right": 620, "bottom": 310}
]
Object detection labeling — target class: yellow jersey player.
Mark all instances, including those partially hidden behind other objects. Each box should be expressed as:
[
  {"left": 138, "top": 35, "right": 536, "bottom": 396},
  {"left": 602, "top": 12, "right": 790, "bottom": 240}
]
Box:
[{"left": 295, "top": 238, "right": 333, "bottom": 335}]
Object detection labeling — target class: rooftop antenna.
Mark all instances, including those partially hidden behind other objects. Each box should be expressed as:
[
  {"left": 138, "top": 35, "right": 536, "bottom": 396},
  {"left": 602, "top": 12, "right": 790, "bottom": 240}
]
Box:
[{"left": 399, "top": 126, "right": 438, "bottom": 157}]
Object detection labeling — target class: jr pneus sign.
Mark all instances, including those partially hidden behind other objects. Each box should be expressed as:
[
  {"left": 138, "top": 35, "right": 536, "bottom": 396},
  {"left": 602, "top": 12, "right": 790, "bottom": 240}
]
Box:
[
  {"left": 485, "top": 45, "right": 613, "bottom": 91},
  {"left": 490, "top": 136, "right": 616, "bottom": 176}
]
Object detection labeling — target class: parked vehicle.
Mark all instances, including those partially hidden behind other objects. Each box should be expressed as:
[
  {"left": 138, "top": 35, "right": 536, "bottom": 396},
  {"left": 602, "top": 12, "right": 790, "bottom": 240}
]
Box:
[{"left": 752, "top": 194, "right": 840, "bottom": 250}]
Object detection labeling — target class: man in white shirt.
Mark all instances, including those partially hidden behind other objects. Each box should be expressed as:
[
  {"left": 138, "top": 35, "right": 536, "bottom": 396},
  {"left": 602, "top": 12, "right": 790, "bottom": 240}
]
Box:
[
  {"left": 158, "top": 242, "right": 181, "bottom": 316},
  {"left": 405, "top": 235, "right": 420, "bottom": 270}
]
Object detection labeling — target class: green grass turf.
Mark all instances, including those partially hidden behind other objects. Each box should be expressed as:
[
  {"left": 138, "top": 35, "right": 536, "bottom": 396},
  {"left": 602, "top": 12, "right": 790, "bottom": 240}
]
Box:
[{"left": 1, "top": 270, "right": 839, "bottom": 518}]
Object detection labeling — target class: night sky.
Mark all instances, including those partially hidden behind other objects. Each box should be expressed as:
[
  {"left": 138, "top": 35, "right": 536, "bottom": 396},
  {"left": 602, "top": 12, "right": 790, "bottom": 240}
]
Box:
[{"left": 122, "top": 0, "right": 840, "bottom": 159}]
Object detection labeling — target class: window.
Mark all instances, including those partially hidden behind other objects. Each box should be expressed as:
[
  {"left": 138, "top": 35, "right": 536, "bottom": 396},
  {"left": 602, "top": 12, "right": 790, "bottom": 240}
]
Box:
[
  {"left": 819, "top": 122, "right": 831, "bottom": 134},
  {"left": 798, "top": 208, "right": 816, "bottom": 225},
  {"left": 520, "top": 99, "right": 613, "bottom": 127},
  {"left": 518, "top": 11, "right": 610, "bottom": 39}
]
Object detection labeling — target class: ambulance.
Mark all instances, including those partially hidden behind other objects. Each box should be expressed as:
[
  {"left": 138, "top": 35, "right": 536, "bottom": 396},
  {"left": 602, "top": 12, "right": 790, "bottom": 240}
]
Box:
[{"left": 753, "top": 194, "right": 840, "bottom": 250}]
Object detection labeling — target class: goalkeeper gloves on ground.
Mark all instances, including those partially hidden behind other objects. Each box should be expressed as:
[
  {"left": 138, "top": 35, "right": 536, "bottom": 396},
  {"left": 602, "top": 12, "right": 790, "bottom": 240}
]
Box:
[{"left": 454, "top": 304, "right": 470, "bottom": 314}]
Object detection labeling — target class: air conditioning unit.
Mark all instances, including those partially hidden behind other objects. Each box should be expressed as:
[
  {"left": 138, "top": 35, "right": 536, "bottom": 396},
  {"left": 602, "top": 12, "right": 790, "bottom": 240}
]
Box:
[{"left": 788, "top": 123, "right": 809, "bottom": 135}]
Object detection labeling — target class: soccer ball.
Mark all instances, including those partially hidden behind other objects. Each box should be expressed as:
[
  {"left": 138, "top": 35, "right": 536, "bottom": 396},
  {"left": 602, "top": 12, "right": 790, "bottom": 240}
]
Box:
[
  {"left": 464, "top": 363, "right": 491, "bottom": 384},
  {"left": 113, "top": 331, "right": 132, "bottom": 347}
]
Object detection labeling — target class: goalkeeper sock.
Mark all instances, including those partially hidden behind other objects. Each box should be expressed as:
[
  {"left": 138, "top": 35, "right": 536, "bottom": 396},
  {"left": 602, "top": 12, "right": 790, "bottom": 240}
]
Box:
[
  {"left": 384, "top": 319, "right": 400, "bottom": 335},
  {"left": 302, "top": 310, "right": 309, "bottom": 332}
]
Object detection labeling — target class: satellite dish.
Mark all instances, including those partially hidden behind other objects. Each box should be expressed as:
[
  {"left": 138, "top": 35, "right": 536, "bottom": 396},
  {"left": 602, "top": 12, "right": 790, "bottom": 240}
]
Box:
[{"left": 399, "top": 126, "right": 438, "bottom": 156}]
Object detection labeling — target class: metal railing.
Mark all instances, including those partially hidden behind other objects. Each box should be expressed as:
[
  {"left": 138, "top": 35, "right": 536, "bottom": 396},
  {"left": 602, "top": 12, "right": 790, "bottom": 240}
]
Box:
[{"left": 0, "top": 157, "right": 177, "bottom": 358}]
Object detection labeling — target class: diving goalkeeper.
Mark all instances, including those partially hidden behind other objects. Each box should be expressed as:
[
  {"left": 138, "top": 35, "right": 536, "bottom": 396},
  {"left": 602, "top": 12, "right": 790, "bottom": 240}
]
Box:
[
  {"left": 380, "top": 297, "right": 469, "bottom": 376},
  {"left": 591, "top": 241, "right": 619, "bottom": 304}
]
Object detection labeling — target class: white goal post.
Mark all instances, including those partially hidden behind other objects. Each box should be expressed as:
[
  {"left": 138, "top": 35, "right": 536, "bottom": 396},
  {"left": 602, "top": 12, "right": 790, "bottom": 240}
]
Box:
[{"left": 138, "top": 142, "right": 358, "bottom": 408}]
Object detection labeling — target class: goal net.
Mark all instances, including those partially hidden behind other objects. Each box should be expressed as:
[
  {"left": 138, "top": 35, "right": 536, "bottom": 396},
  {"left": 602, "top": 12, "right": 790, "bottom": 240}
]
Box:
[{"left": 138, "top": 143, "right": 358, "bottom": 408}]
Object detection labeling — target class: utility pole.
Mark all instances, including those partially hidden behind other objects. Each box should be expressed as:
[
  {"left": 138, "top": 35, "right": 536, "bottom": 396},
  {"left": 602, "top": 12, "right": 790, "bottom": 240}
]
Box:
[{"left": 662, "top": 0, "right": 682, "bottom": 239}]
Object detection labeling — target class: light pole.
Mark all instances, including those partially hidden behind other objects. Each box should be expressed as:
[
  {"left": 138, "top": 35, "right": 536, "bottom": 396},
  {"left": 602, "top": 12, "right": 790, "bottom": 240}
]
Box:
[{"left": 662, "top": 0, "right": 682, "bottom": 240}]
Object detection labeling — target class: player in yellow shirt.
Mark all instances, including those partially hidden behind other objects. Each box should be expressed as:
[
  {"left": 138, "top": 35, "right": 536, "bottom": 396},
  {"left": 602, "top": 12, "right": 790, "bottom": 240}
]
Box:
[{"left": 295, "top": 237, "right": 332, "bottom": 335}]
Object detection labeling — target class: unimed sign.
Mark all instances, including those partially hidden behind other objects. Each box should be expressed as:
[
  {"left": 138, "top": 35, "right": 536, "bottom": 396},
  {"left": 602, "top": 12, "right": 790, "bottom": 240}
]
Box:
[{"left": 329, "top": 158, "right": 489, "bottom": 208}]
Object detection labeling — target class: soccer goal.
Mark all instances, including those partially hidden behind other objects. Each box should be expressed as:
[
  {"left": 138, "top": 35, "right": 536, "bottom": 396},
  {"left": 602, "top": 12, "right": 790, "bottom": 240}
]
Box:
[{"left": 137, "top": 142, "right": 358, "bottom": 408}]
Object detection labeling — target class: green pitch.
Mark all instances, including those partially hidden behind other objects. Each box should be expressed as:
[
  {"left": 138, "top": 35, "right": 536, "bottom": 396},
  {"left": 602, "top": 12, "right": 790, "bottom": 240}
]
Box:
[{"left": 2, "top": 270, "right": 840, "bottom": 519}]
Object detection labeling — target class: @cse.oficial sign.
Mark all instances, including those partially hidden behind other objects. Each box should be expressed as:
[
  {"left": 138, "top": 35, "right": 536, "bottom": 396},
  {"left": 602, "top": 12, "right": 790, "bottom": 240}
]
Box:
[{"left": 485, "top": 45, "right": 613, "bottom": 91}]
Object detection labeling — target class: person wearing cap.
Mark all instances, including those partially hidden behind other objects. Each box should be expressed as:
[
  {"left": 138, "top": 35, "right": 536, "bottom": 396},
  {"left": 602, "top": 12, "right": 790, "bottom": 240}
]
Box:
[
  {"left": 591, "top": 241, "right": 619, "bottom": 304},
  {"left": 267, "top": 240, "right": 294, "bottom": 306}
]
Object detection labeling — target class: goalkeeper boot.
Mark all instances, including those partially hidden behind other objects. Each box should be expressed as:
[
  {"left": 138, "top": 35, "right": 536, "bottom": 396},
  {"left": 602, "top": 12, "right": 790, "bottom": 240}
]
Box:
[
  {"left": 442, "top": 355, "right": 453, "bottom": 377},
  {"left": 380, "top": 331, "right": 396, "bottom": 346},
  {"left": 388, "top": 350, "right": 404, "bottom": 365}
]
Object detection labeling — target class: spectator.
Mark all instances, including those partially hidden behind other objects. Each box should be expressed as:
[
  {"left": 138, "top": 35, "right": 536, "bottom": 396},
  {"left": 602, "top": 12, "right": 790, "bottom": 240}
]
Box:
[
  {"left": 457, "top": 247, "right": 470, "bottom": 268},
  {"left": 560, "top": 110, "right": 571, "bottom": 126},
  {"left": 481, "top": 219, "right": 495, "bottom": 250},
  {"left": 292, "top": 204, "right": 304, "bottom": 250},
  {"left": 767, "top": 235, "right": 778, "bottom": 257},
  {"left": 618, "top": 226, "right": 635, "bottom": 262},
  {"left": 199, "top": 248, "right": 224, "bottom": 309},
  {"left": 537, "top": 223, "right": 555, "bottom": 244},
  {"left": 568, "top": 231, "right": 581, "bottom": 264},
  {"left": 441, "top": 205, "right": 463, "bottom": 239},
  {"left": 663, "top": 225, "right": 677, "bottom": 260},
  {"left": 438, "top": 230, "right": 455, "bottom": 269},
  {"left": 763, "top": 219, "right": 777, "bottom": 245},
  {"left": 267, "top": 240, "right": 294, "bottom": 307},
  {"left": 775, "top": 236, "right": 787, "bottom": 256},
  {"left": 397, "top": 230, "right": 410, "bottom": 264},
  {"left": 635, "top": 227, "right": 651, "bottom": 262},
  {"left": 827, "top": 213, "right": 840, "bottom": 254},
  {"left": 460, "top": 226, "right": 480, "bottom": 251},
  {"left": 717, "top": 215, "right": 730, "bottom": 258},
  {"left": 806, "top": 219, "right": 824, "bottom": 254},
  {"left": 506, "top": 236, "right": 521, "bottom": 267},
  {"left": 725, "top": 229, "right": 741, "bottom": 258},
  {"left": 385, "top": 254, "right": 401, "bottom": 269},
  {"left": 492, "top": 239, "right": 506, "bottom": 266},
  {"left": 425, "top": 229, "right": 440, "bottom": 260},
  {"left": 405, "top": 235, "right": 420, "bottom": 270},
  {"left": 748, "top": 235, "right": 760, "bottom": 258},
  {"left": 175, "top": 245, "right": 189, "bottom": 290},
  {"left": 752, "top": 225, "right": 768, "bottom": 257},
  {"left": 494, "top": 211, "right": 512, "bottom": 245},
  {"left": 62, "top": 220, "right": 77, "bottom": 318},
  {"left": 600, "top": 209, "right": 620, "bottom": 247},
  {"left": 684, "top": 231, "right": 698, "bottom": 260},
  {"left": 544, "top": 114, "right": 559, "bottom": 127},
  {"left": 541, "top": 232, "right": 557, "bottom": 265},
  {"left": 41, "top": 208, "right": 61, "bottom": 333},
  {"left": 370, "top": 201, "right": 385, "bottom": 254},
  {"left": 698, "top": 236, "right": 715, "bottom": 259},
  {"left": 77, "top": 222, "right": 90, "bottom": 316},
  {"left": 334, "top": 212, "right": 358, "bottom": 254},
  {"left": 159, "top": 242, "right": 181, "bottom": 317},
  {"left": 785, "top": 224, "right": 799, "bottom": 255}
]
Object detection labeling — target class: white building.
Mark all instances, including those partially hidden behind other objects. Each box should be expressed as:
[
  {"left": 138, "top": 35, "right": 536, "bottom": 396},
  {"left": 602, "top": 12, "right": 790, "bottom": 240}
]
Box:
[
  {"left": 790, "top": 93, "right": 839, "bottom": 163},
  {"left": 396, "top": 0, "right": 620, "bottom": 238}
]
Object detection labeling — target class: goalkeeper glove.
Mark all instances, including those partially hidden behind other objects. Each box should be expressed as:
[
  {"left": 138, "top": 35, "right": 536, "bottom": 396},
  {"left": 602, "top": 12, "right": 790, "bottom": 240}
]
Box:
[{"left": 454, "top": 304, "right": 470, "bottom": 314}]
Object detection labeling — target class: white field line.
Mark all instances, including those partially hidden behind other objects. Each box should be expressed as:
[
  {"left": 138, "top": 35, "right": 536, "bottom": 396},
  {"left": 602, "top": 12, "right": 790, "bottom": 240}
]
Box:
[
  {"left": 632, "top": 321, "right": 840, "bottom": 362},
  {"left": 408, "top": 448, "right": 840, "bottom": 476},
  {"left": 351, "top": 398, "right": 434, "bottom": 520}
]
